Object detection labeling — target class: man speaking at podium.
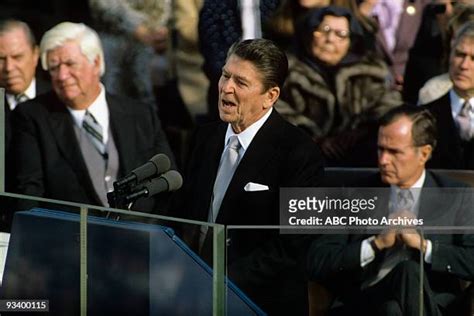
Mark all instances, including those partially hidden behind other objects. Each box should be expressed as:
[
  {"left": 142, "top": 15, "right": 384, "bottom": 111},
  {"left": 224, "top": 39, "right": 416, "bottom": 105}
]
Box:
[
  {"left": 10, "top": 22, "right": 174, "bottom": 212},
  {"left": 172, "top": 39, "right": 324, "bottom": 314}
]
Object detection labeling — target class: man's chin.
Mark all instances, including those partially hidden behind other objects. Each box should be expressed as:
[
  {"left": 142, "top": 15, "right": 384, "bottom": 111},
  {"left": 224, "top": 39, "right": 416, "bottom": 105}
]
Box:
[
  {"left": 5, "top": 83, "right": 26, "bottom": 95},
  {"left": 380, "top": 173, "right": 395, "bottom": 185}
]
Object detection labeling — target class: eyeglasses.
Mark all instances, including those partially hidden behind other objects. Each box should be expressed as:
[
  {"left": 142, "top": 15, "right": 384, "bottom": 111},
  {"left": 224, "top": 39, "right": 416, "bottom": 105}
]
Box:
[{"left": 314, "top": 25, "right": 350, "bottom": 41}]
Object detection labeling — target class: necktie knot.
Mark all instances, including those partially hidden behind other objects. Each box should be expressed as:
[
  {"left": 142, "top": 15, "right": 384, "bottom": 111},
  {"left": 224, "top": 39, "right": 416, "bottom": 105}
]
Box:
[
  {"left": 228, "top": 135, "right": 241, "bottom": 151},
  {"left": 397, "top": 189, "right": 414, "bottom": 211},
  {"left": 457, "top": 100, "right": 474, "bottom": 140},
  {"left": 461, "top": 100, "right": 473, "bottom": 117},
  {"left": 15, "top": 93, "right": 28, "bottom": 104}
]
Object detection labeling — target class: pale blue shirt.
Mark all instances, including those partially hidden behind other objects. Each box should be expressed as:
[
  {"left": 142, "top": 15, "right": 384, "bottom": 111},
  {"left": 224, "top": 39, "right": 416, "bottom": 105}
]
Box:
[{"left": 449, "top": 89, "right": 474, "bottom": 131}]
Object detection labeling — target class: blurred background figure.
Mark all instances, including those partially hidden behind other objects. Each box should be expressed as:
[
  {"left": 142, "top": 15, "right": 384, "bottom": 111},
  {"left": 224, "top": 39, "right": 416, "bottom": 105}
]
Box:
[
  {"left": 88, "top": 0, "right": 172, "bottom": 111},
  {"left": 356, "top": 0, "right": 430, "bottom": 91},
  {"left": 173, "top": 0, "right": 209, "bottom": 122},
  {"left": 404, "top": 0, "right": 474, "bottom": 104},
  {"left": 265, "top": 0, "right": 333, "bottom": 52},
  {"left": 198, "top": 0, "right": 280, "bottom": 121},
  {"left": 423, "top": 21, "right": 474, "bottom": 170},
  {"left": 162, "top": 0, "right": 210, "bottom": 168},
  {"left": 277, "top": 6, "right": 401, "bottom": 167}
]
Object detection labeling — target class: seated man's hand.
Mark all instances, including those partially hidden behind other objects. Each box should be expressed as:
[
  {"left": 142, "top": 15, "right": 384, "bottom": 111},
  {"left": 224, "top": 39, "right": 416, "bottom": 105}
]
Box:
[{"left": 374, "top": 230, "right": 397, "bottom": 250}]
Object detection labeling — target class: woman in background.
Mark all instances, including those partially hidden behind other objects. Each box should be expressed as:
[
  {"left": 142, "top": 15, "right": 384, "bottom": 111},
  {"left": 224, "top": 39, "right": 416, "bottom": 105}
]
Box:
[{"left": 278, "top": 6, "right": 401, "bottom": 167}]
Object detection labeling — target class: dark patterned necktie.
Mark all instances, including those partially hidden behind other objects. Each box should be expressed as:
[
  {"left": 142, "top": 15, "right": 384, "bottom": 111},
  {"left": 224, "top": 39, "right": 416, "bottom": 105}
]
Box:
[
  {"left": 15, "top": 93, "right": 29, "bottom": 104},
  {"left": 83, "top": 110, "right": 105, "bottom": 154}
]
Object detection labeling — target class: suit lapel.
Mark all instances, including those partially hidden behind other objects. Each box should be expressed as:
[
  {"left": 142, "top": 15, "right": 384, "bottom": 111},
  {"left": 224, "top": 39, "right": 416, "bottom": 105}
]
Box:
[
  {"left": 107, "top": 94, "right": 136, "bottom": 177},
  {"left": 48, "top": 94, "right": 101, "bottom": 204},
  {"left": 216, "top": 111, "right": 281, "bottom": 223},
  {"left": 196, "top": 123, "right": 226, "bottom": 221}
]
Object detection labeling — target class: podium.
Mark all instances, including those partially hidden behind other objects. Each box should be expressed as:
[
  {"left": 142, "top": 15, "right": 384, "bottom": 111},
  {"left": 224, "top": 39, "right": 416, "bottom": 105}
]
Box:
[{"left": 2, "top": 209, "right": 264, "bottom": 315}]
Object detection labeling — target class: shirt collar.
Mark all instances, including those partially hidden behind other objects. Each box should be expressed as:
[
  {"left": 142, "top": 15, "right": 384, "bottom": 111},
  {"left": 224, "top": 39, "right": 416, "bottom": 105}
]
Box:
[
  {"left": 23, "top": 78, "right": 36, "bottom": 100},
  {"left": 5, "top": 78, "right": 36, "bottom": 111},
  {"left": 449, "top": 89, "right": 474, "bottom": 117},
  {"left": 389, "top": 169, "right": 426, "bottom": 213},
  {"left": 67, "top": 84, "right": 110, "bottom": 143},
  {"left": 224, "top": 108, "right": 273, "bottom": 151}
]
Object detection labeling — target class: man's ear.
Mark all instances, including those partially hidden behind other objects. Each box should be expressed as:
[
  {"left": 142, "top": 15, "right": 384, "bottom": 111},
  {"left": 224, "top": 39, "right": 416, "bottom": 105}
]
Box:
[
  {"left": 93, "top": 55, "right": 101, "bottom": 75},
  {"left": 263, "top": 86, "right": 280, "bottom": 109},
  {"left": 32, "top": 45, "right": 40, "bottom": 67},
  {"left": 419, "top": 144, "right": 433, "bottom": 165}
]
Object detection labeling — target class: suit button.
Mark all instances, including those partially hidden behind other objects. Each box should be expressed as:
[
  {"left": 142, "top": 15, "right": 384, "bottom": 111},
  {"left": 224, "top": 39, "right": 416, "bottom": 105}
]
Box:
[
  {"left": 446, "top": 265, "right": 452, "bottom": 272},
  {"left": 226, "top": 238, "right": 231, "bottom": 246}
]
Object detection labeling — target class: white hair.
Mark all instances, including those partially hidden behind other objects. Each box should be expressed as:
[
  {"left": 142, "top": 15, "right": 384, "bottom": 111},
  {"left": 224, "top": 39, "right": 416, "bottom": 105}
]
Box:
[{"left": 40, "top": 22, "right": 105, "bottom": 76}]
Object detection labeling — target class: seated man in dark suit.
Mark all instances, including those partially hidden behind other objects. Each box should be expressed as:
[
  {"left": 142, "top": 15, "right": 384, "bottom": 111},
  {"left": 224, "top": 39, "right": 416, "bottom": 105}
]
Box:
[
  {"left": 423, "top": 21, "right": 474, "bottom": 169},
  {"left": 0, "top": 19, "right": 50, "bottom": 154},
  {"left": 171, "top": 39, "right": 325, "bottom": 314},
  {"left": 10, "top": 22, "right": 175, "bottom": 213},
  {"left": 0, "top": 19, "right": 51, "bottom": 233},
  {"left": 307, "top": 105, "right": 474, "bottom": 316}
]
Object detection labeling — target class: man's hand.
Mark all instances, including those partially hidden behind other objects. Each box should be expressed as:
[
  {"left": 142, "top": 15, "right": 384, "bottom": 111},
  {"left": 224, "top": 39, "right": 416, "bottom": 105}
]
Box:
[
  {"left": 399, "top": 231, "right": 427, "bottom": 252},
  {"left": 373, "top": 230, "right": 397, "bottom": 250}
]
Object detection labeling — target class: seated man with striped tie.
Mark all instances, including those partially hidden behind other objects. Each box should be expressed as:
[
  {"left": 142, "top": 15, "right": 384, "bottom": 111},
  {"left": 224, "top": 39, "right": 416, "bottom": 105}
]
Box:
[
  {"left": 0, "top": 19, "right": 50, "bottom": 154},
  {"left": 307, "top": 105, "right": 474, "bottom": 316},
  {"left": 10, "top": 22, "right": 175, "bottom": 213},
  {"left": 423, "top": 21, "right": 474, "bottom": 170}
]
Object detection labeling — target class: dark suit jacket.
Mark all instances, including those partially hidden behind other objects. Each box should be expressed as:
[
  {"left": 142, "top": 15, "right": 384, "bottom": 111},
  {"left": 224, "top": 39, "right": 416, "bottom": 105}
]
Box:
[
  {"left": 10, "top": 90, "right": 174, "bottom": 213},
  {"left": 307, "top": 171, "right": 474, "bottom": 309},
  {"left": 172, "top": 109, "right": 325, "bottom": 314},
  {"left": 4, "top": 76, "right": 50, "bottom": 156},
  {"left": 1, "top": 77, "right": 51, "bottom": 232},
  {"left": 423, "top": 92, "right": 474, "bottom": 170}
]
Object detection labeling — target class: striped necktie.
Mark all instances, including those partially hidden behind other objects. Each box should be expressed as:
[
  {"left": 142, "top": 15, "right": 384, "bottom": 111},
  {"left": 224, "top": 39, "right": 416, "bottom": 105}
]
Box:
[
  {"left": 83, "top": 110, "right": 105, "bottom": 155},
  {"left": 457, "top": 100, "right": 474, "bottom": 141}
]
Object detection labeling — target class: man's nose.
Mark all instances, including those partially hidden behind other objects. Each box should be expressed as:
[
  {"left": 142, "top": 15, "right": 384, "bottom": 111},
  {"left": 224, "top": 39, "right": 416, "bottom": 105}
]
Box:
[
  {"left": 378, "top": 151, "right": 389, "bottom": 165},
  {"left": 56, "top": 64, "right": 70, "bottom": 80},
  {"left": 460, "top": 56, "right": 474, "bottom": 69},
  {"left": 221, "top": 79, "right": 234, "bottom": 93},
  {"left": 4, "top": 56, "right": 15, "bottom": 72}
]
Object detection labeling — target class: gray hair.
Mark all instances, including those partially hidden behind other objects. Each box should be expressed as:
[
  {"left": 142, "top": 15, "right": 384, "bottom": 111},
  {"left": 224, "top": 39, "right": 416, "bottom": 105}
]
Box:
[
  {"left": 451, "top": 20, "right": 474, "bottom": 51},
  {"left": 40, "top": 22, "right": 105, "bottom": 76},
  {"left": 0, "top": 19, "right": 36, "bottom": 48}
]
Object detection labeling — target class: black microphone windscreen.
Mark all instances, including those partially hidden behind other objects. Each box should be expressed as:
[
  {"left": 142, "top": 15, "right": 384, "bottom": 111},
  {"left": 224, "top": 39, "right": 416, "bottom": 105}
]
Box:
[
  {"left": 132, "top": 153, "right": 171, "bottom": 182},
  {"left": 150, "top": 153, "right": 171, "bottom": 174},
  {"left": 162, "top": 170, "right": 183, "bottom": 191},
  {"left": 146, "top": 170, "right": 183, "bottom": 197}
]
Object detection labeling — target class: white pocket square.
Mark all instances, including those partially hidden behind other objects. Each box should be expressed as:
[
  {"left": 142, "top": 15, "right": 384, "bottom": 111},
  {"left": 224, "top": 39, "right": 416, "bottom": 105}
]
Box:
[{"left": 244, "top": 182, "right": 269, "bottom": 192}]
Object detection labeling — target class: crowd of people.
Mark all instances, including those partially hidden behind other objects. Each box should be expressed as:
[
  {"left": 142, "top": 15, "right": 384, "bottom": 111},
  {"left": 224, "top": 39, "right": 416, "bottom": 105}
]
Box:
[{"left": 1, "top": 0, "right": 474, "bottom": 315}]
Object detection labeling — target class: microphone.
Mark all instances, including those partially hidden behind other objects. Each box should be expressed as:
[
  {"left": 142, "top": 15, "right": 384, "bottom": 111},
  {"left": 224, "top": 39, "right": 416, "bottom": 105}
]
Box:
[
  {"left": 114, "top": 154, "right": 171, "bottom": 188},
  {"left": 124, "top": 170, "right": 183, "bottom": 203}
]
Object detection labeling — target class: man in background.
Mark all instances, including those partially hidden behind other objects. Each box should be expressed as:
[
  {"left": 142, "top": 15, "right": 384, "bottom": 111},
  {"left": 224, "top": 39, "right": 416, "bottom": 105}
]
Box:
[{"left": 0, "top": 19, "right": 50, "bottom": 153}]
